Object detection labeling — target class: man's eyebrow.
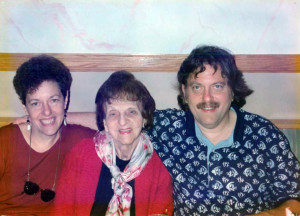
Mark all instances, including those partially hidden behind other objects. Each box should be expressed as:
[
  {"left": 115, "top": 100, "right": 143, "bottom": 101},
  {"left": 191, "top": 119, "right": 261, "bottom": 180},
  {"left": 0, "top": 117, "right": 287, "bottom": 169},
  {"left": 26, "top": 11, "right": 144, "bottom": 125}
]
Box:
[{"left": 212, "top": 81, "right": 226, "bottom": 85}]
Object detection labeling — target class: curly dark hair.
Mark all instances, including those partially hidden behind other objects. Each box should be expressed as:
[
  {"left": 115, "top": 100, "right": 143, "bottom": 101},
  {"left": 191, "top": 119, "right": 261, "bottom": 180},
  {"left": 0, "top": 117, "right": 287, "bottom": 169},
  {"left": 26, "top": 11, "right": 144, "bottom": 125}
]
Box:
[
  {"left": 13, "top": 55, "right": 72, "bottom": 110},
  {"left": 177, "top": 45, "right": 253, "bottom": 110},
  {"left": 95, "top": 70, "right": 156, "bottom": 131}
]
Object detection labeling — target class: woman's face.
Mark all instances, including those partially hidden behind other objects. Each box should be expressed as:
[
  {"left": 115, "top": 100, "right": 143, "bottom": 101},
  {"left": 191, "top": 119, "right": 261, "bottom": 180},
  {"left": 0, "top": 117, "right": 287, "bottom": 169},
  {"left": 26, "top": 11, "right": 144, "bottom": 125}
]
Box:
[
  {"left": 24, "top": 80, "right": 67, "bottom": 138},
  {"left": 103, "top": 99, "right": 144, "bottom": 149}
]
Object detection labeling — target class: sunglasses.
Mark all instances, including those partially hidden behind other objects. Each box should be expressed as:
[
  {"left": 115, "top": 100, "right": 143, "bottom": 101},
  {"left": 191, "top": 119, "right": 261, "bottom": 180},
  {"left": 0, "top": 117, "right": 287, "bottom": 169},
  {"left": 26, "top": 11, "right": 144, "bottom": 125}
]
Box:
[{"left": 24, "top": 181, "right": 55, "bottom": 202}]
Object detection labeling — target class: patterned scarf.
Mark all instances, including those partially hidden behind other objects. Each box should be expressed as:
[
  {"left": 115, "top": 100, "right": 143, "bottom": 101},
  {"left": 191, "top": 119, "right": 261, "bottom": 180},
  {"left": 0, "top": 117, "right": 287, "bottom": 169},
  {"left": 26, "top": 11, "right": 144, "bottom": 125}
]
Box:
[{"left": 94, "top": 131, "right": 153, "bottom": 216}]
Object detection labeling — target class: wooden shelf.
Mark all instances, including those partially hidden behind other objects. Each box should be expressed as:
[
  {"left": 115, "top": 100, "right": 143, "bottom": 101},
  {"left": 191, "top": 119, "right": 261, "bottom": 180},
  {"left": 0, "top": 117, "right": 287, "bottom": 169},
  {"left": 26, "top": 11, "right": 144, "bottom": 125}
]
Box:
[{"left": 0, "top": 53, "right": 300, "bottom": 73}]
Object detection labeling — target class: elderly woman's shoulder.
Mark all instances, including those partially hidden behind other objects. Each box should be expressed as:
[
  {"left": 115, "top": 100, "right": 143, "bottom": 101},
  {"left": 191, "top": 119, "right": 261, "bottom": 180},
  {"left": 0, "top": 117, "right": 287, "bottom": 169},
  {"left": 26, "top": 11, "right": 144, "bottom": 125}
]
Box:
[
  {"left": 66, "top": 136, "right": 97, "bottom": 158},
  {"left": 65, "top": 124, "right": 96, "bottom": 136},
  {"left": 142, "top": 150, "right": 171, "bottom": 179}
]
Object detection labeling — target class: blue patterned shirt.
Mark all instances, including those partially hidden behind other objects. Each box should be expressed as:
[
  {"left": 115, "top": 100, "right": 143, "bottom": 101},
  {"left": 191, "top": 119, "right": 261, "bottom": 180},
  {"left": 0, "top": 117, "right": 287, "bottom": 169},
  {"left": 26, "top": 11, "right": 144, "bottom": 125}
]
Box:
[{"left": 147, "top": 106, "right": 300, "bottom": 216}]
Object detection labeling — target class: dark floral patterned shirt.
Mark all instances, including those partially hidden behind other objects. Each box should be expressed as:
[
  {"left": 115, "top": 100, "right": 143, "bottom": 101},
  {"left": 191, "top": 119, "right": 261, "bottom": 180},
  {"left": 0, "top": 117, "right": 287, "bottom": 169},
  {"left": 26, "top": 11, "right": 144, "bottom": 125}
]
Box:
[{"left": 147, "top": 105, "right": 300, "bottom": 216}]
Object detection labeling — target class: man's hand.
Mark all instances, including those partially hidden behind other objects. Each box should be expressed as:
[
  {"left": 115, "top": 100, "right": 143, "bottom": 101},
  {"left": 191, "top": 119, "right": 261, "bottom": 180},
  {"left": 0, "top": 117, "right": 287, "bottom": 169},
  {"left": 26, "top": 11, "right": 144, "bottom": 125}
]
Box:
[
  {"left": 246, "top": 200, "right": 300, "bottom": 216},
  {"left": 12, "top": 116, "right": 27, "bottom": 125}
]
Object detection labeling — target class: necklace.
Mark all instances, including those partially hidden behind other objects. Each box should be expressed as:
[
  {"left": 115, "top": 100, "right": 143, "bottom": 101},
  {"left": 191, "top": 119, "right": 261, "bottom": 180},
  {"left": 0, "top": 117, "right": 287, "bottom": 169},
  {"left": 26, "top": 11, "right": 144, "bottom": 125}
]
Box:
[{"left": 23, "top": 127, "right": 62, "bottom": 202}]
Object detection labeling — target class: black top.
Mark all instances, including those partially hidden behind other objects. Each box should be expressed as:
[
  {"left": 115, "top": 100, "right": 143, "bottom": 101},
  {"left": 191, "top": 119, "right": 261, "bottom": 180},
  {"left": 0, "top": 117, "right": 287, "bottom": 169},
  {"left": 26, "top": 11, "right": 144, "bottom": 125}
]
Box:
[{"left": 90, "top": 157, "right": 135, "bottom": 216}]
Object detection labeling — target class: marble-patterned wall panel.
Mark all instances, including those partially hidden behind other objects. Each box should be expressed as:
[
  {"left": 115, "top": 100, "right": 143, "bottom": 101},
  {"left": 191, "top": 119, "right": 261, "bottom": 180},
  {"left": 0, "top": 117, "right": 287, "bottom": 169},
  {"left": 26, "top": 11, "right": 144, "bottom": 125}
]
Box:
[{"left": 0, "top": 0, "right": 299, "bottom": 54}]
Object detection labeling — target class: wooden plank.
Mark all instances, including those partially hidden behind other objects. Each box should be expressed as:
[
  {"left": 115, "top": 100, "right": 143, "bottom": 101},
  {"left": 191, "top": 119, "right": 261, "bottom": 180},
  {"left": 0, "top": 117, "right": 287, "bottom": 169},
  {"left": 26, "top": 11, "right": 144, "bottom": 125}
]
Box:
[
  {"left": 0, "top": 53, "right": 299, "bottom": 73},
  {"left": 0, "top": 117, "right": 299, "bottom": 129}
]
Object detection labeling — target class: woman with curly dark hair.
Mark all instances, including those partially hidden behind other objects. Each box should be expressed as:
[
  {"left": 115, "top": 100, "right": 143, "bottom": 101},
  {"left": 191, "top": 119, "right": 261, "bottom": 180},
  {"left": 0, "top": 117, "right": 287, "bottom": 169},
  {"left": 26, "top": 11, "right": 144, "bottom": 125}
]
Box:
[{"left": 0, "top": 55, "right": 95, "bottom": 215}]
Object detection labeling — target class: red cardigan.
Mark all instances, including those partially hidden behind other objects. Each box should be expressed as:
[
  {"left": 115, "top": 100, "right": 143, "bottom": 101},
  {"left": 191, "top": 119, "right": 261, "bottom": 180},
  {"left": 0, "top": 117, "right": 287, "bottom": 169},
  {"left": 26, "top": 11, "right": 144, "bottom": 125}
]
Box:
[{"left": 51, "top": 138, "right": 173, "bottom": 216}]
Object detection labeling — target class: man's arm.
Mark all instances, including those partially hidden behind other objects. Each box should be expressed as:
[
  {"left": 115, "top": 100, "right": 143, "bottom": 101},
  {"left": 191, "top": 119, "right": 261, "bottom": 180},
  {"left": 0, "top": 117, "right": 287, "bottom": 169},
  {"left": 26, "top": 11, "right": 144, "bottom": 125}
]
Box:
[
  {"left": 13, "top": 112, "right": 98, "bottom": 131},
  {"left": 246, "top": 199, "right": 300, "bottom": 216},
  {"left": 253, "top": 126, "right": 300, "bottom": 215},
  {"left": 66, "top": 112, "right": 97, "bottom": 130}
]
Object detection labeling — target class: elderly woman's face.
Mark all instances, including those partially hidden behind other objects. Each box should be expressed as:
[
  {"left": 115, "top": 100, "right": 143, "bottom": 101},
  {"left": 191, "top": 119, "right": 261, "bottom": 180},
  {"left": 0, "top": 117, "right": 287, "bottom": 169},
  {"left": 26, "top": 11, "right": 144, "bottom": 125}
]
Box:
[
  {"left": 103, "top": 99, "right": 144, "bottom": 149},
  {"left": 24, "top": 80, "right": 67, "bottom": 138}
]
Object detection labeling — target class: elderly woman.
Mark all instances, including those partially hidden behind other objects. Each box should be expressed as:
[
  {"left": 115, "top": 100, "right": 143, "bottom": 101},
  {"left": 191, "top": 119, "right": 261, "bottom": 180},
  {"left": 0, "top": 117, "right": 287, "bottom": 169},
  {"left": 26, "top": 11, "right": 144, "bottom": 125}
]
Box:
[
  {"left": 0, "top": 55, "right": 95, "bottom": 215},
  {"left": 52, "top": 71, "right": 173, "bottom": 216}
]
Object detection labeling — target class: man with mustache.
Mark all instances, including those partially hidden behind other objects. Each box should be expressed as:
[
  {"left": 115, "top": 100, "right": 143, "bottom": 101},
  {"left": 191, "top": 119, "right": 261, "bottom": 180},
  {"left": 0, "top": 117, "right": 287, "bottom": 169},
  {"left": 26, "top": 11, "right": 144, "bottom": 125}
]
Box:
[{"left": 148, "top": 45, "right": 300, "bottom": 215}]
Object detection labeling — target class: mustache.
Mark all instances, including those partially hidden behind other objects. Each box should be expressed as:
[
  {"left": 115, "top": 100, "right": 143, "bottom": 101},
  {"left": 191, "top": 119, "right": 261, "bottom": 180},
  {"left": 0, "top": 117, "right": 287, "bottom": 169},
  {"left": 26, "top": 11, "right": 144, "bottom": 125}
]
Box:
[{"left": 196, "top": 102, "right": 219, "bottom": 109}]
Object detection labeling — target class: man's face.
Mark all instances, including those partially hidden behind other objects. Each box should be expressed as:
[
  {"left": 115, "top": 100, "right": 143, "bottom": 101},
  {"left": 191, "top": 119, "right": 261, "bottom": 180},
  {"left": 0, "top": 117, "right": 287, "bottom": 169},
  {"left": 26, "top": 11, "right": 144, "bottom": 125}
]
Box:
[{"left": 182, "top": 64, "right": 233, "bottom": 131}]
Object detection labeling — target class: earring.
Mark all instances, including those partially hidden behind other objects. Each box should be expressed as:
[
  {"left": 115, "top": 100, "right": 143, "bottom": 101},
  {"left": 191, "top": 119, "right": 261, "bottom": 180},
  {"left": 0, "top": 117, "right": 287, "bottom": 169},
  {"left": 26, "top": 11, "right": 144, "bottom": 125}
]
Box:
[
  {"left": 63, "top": 112, "right": 67, "bottom": 126},
  {"left": 26, "top": 116, "right": 31, "bottom": 131}
]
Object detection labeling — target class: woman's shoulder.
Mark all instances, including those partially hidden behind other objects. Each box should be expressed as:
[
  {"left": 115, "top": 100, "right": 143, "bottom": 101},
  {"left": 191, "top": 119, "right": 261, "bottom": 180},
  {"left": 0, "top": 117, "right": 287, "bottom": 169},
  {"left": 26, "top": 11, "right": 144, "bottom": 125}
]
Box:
[
  {"left": 0, "top": 123, "right": 21, "bottom": 138},
  {"left": 0, "top": 123, "right": 17, "bottom": 131},
  {"left": 0, "top": 124, "right": 23, "bottom": 157}
]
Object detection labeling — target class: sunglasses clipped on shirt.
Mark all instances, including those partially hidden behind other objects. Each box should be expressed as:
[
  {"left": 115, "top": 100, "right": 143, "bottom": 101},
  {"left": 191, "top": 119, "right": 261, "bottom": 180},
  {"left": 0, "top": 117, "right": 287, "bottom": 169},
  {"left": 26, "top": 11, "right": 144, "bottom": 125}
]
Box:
[
  {"left": 23, "top": 126, "right": 62, "bottom": 202},
  {"left": 24, "top": 180, "right": 55, "bottom": 202}
]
